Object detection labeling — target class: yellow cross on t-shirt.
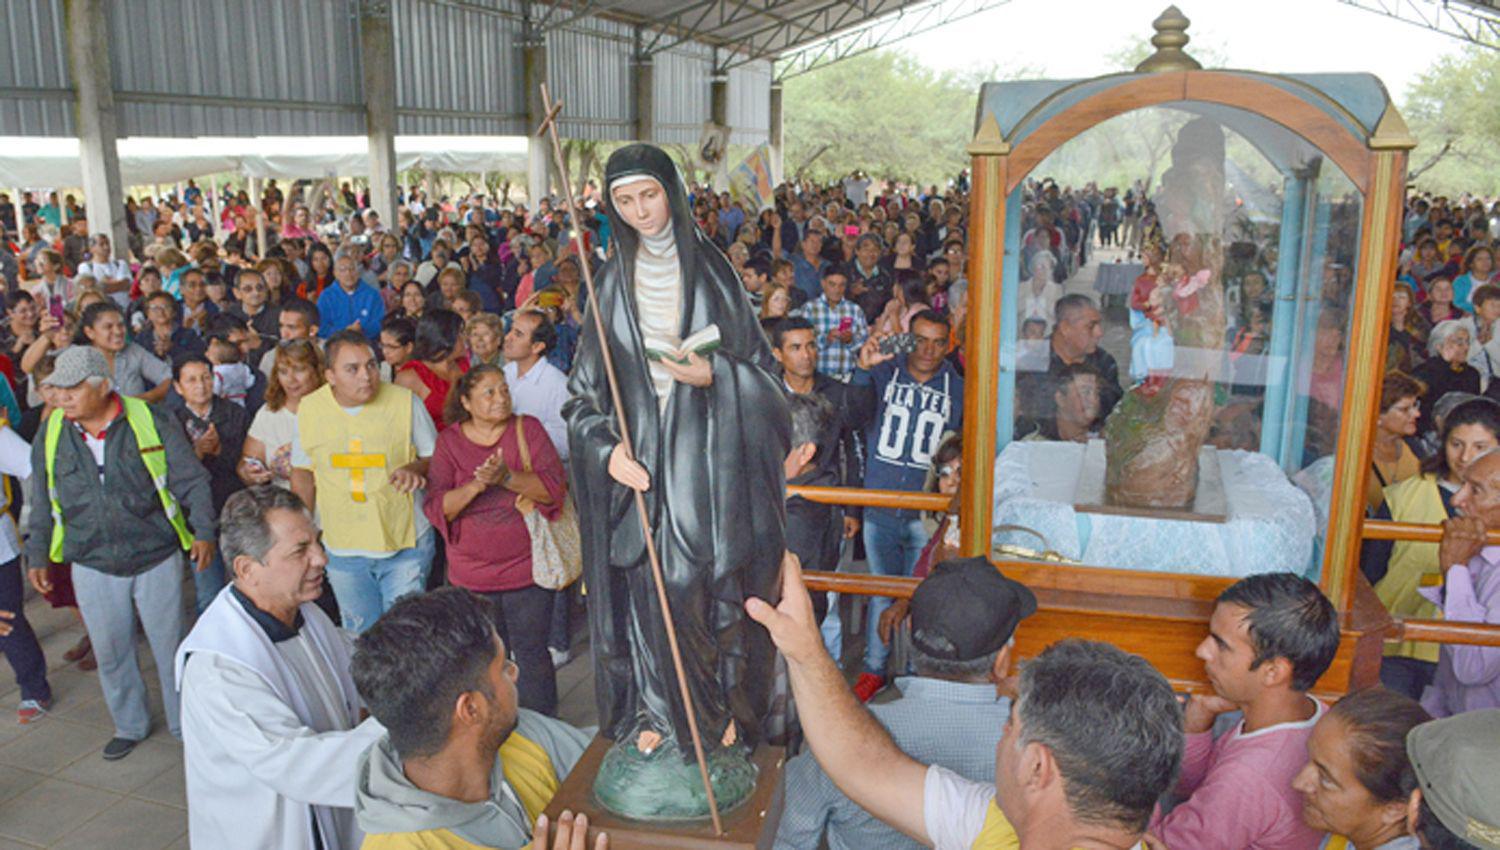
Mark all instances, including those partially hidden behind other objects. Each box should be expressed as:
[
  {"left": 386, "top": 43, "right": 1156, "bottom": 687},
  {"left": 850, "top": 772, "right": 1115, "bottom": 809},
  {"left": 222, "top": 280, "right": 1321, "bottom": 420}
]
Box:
[{"left": 330, "top": 437, "right": 385, "bottom": 502}]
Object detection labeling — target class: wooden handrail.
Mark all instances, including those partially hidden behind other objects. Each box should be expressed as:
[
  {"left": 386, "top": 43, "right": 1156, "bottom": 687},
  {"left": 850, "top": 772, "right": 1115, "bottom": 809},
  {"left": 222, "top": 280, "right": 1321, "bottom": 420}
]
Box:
[
  {"left": 1396, "top": 618, "right": 1500, "bottom": 646},
  {"left": 786, "top": 485, "right": 950, "bottom": 513},
  {"left": 805, "top": 571, "right": 1500, "bottom": 649},
  {"left": 803, "top": 570, "right": 917, "bottom": 599},
  {"left": 1362, "top": 518, "right": 1500, "bottom": 545}
]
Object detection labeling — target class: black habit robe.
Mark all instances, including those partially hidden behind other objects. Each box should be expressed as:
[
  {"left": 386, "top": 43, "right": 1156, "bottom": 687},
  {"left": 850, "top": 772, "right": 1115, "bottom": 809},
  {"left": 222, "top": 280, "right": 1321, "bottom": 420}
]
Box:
[{"left": 564, "top": 144, "right": 791, "bottom": 757}]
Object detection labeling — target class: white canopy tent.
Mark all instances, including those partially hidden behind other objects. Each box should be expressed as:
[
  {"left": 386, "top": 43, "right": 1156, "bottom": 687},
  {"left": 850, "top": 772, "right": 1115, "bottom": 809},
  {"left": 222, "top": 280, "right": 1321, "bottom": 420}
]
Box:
[{"left": 0, "top": 135, "right": 530, "bottom": 187}]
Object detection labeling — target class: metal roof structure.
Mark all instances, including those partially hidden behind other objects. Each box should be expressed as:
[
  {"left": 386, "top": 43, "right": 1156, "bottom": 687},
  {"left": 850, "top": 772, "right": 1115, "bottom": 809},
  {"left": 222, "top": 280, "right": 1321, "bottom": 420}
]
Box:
[
  {"left": 1339, "top": 0, "right": 1500, "bottom": 50},
  {"left": 0, "top": 0, "right": 982, "bottom": 144}
]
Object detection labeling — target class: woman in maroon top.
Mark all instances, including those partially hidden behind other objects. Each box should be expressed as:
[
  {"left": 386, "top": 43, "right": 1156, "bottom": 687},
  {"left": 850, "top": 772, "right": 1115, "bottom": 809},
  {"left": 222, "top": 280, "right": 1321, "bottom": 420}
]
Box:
[
  {"left": 395, "top": 309, "right": 468, "bottom": 427},
  {"left": 423, "top": 364, "right": 567, "bottom": 714}
]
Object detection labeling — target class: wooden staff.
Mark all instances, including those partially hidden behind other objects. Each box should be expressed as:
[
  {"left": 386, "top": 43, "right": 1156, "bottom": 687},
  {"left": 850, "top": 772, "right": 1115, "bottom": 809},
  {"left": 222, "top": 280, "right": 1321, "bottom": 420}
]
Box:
[{"left": 534, "top": 83, "right": 725, "bottom": 835}]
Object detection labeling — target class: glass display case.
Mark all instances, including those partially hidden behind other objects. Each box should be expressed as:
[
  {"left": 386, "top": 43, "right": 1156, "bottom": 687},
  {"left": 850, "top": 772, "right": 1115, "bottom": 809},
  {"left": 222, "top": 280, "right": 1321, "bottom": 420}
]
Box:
[{"left": 953, "top": 9, "right": 1414, "bottom": 689}]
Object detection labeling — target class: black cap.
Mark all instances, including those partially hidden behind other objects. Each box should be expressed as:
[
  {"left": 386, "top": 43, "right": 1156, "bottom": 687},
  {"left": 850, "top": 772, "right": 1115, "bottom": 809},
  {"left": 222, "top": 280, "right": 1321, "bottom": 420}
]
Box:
[{"left": 910, "top": 557, "right": 1037, "bottom": 661}]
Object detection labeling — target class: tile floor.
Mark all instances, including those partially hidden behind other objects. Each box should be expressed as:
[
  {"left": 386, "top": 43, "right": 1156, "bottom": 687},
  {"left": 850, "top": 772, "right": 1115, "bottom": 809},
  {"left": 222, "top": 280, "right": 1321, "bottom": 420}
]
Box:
[{"left": 0, "top": 583, "right": 601, "bottom": 850}]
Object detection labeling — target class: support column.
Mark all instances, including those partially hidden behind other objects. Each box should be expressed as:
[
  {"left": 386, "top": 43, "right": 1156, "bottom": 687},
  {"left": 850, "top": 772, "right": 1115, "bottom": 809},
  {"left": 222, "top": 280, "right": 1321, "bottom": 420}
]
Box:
[
  {"left": 66, "top": 0, "right": 128, "bottom": 258},
  {"left": 360, "top": 0, "right": 399, "bottom": 231},
  {"left": 248, "top": 175, "right": 267, "bottom": 260},
  {"left": 709, "top": 59, "right": 730, "bottom": 191},
  {"left": 632, "top": 30, "right": 655, "bottom": 143},
  {"left": 710, "top": 72, "right": 729, "bottom": 128},
  {"left": 523, "top": 19, "right": 549, "bottom": 208},
  {"left": 768, "top": 82, "right": 784, "bottom": 184}
]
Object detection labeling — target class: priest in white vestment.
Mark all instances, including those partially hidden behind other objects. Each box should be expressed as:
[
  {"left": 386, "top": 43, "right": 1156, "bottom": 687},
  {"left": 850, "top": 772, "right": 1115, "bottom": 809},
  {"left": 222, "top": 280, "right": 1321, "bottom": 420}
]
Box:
[{"left": 175, "top": 486, "right": 385, "bottom": 850}]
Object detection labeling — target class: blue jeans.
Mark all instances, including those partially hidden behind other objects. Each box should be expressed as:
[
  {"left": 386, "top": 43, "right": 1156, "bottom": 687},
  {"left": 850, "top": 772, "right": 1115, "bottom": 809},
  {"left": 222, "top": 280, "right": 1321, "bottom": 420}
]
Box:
[
  {"left": 0, "top": 557, "right": 49, "bottom": 704},
  {"left": 192, "top": 552, "right": 227, "bottom": 615},
  {"left": 862, "top": 509, "right": 928, "bottom": 676},
  {"left": 325, "top": 530, "right": 436, "bottom": 633}
]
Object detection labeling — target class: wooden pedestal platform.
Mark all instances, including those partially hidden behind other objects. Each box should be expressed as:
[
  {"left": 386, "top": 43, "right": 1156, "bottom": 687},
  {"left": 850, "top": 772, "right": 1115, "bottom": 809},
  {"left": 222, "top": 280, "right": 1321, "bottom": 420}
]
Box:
[{"left": 540, "top": 737, "right": 786, "bottom": 850}]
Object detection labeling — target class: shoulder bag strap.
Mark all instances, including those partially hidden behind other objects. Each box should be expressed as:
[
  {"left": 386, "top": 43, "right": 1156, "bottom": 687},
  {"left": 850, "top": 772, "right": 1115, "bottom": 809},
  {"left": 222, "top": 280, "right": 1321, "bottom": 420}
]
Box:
[{"left": 512, "top": 417, "right": 533, "bottom": 473}]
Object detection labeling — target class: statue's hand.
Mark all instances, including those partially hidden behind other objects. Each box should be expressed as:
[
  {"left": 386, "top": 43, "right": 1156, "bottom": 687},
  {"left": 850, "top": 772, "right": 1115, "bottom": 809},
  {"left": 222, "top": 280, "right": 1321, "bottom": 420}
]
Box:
[
  {"left": 607, "top": 443, "right": 650, "bottom": 492},
  {"left": 660, "top": 351, "right": 712, "bottom": 387}
]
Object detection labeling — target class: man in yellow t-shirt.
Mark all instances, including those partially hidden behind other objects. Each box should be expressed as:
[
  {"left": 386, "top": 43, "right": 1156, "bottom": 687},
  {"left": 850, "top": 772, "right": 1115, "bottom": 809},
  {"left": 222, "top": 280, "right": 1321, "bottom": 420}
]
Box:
[
  {"left": 747, "top": 555, "right": 1183, "bottom": 850},
  {"left": 290, "top": 329, "right": 436, "bottom": 634},
  {"left": 351, "top": 588, "right": 602, "bottom": 850}
]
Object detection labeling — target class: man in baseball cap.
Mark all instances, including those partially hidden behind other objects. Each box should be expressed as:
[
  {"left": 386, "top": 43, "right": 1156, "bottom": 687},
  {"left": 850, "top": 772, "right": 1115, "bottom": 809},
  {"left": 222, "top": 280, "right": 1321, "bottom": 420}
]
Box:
[
  {"left": 27, "top": 343, "right": 216, "bottom": 760},
  {"left": 909, "top": 556, "right": 1038, "bottom": 664},
  {"left": 776, "top": 556, "right": 1036, "bottom": 850},
  {"left": 1407, "top": 709, "right": 1500, "bottom": 850}
]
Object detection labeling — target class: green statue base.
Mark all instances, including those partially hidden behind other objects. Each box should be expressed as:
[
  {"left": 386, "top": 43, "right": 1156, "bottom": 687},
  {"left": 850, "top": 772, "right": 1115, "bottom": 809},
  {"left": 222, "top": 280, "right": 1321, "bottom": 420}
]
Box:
[{"left": 592, "top": 737, "right": 759, "bottom": 821}]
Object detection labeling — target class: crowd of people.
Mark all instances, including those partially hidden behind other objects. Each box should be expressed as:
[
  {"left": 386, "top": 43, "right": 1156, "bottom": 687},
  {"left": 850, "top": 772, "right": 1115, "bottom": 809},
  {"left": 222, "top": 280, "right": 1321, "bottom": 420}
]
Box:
[{"left": 0, "top": 167, "right": 1495, "bottom": 850}]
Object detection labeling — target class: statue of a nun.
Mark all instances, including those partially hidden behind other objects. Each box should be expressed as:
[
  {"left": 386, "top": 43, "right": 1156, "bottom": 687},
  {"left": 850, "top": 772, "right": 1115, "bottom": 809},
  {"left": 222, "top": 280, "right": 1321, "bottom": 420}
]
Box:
[{"left": 564, "top": 144, "right": 791, "bottom": 818}]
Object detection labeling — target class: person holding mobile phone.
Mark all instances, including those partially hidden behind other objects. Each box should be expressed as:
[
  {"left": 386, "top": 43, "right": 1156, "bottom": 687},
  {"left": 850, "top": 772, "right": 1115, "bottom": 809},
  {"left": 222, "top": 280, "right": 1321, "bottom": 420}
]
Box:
[{"left": 791, "top": 268, "right": 868, "bottom": 382}]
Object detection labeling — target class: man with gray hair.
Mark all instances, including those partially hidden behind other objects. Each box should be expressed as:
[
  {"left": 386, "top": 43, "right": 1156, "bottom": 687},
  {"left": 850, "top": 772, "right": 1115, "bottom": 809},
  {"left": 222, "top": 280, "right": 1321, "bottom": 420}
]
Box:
[
  {"left": 747, "top": 554, "right": 1183, "bottom": 850},
  {"left": 1422, "top": 446, "right": 1500, "bottom": 716},
  {"left": 317, "top": 244, "right": 386, "bottom": 341},
  {"left": 175, "top": 485, "right": 384, "bottom": 850},
  {"left": 775, "top": 557, "right": 1035, "bottom": 850},
  {"left": 26, "top": 345, "right": 217, "bottom": 760}
]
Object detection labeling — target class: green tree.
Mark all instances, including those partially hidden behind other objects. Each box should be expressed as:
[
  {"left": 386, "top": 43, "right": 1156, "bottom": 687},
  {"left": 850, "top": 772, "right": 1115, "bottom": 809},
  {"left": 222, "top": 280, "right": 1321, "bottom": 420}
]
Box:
[
  {"left": 1403, "top": 47, "right": 1500, "bottom": 194},
  {"left": 782, "top": 51, "right": 1014, "bottom": 186}
]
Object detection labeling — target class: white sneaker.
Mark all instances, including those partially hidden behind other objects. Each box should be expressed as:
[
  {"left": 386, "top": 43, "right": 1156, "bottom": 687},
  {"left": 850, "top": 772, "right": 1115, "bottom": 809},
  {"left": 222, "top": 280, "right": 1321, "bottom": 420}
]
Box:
[{"left": 549, "top": 647, "right": 573, "bottom": 668}]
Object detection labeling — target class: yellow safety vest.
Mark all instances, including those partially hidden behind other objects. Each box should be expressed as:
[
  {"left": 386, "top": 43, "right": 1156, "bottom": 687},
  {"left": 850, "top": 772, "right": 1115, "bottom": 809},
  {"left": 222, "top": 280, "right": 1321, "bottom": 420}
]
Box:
[
  {"left": 43, "top": 398, "right": 193, "bottom": 562},
  {"left": 1377, "top": 474, "right": 1447, "bottom": 664},
  {"left": 297, "top": 384, "right": 417, "bottom": 552}
]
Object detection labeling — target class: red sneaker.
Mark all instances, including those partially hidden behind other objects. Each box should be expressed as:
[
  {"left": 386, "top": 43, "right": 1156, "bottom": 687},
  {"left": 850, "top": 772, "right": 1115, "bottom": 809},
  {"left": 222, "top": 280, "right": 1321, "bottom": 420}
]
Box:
[
  {"left": 17, "top": 699, "right": 50, "bottom": 724},
  {"left": 852, "top": 673, "right": 886, "bottom": 703}
]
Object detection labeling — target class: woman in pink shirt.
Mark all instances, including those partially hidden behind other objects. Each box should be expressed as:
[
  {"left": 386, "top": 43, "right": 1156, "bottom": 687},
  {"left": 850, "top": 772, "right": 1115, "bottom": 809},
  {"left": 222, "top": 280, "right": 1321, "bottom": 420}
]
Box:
[{"left": 423, "top": 364, "right": 567, "bottom": 715}]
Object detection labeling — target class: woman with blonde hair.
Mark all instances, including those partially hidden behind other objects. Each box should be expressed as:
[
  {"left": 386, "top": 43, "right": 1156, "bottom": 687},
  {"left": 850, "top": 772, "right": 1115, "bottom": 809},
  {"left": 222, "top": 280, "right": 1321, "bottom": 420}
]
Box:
[
  {"left": 759, "top": 284, "right": 792, "bottom": 320},
  {"left": 156, "top": 247, "right": 192, "bottom": 298},
  {"left": 238, "top": 339, "right": 324, "bottom": 488}
]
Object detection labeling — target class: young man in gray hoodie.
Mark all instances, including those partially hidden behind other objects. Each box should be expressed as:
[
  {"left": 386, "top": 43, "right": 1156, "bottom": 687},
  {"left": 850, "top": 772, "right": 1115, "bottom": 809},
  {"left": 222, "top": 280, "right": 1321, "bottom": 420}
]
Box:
[{"left": 351, "top": 587, "right": 602, "bottom": 850}]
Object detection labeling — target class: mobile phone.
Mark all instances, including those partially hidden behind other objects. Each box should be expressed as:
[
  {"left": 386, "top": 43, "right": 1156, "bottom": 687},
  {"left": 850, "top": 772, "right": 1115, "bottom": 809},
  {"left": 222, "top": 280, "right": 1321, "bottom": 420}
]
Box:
[
  {"left": 837, "top": 316, "right": 853, "bottom": 334},
  {"left": 879, "top": 333, "right": 917, "bottom": 356}
]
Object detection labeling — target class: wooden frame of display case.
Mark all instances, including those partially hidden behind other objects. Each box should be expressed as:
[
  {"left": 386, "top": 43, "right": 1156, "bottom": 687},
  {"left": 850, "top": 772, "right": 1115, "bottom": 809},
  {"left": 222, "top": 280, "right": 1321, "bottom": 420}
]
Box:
[{"left": 784, "top": 57, "right": 1500, "bottom": 696}]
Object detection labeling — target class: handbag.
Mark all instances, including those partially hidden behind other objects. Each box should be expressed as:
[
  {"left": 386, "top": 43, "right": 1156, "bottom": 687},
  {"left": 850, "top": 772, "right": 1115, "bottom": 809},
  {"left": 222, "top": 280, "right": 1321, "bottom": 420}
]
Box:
[{"left": 511, "top": 419, "right": 583, "bottom": 589}]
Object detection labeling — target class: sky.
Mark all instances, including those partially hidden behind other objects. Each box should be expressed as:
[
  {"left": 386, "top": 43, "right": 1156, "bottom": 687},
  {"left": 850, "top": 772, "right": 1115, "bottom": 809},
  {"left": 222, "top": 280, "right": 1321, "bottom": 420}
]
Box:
[{"left": 898, "top": 0, "right": 1467, "bottom": 103}]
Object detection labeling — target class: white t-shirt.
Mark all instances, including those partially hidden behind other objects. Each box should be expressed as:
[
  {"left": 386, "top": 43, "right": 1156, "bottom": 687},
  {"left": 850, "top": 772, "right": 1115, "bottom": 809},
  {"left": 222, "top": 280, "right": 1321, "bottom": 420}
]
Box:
[
  {"left": 843, "top": 176, "right": 872, "bottom": 207},
  {"left": 923, "top": 765, "right": 1143, "bottom": 850},
  {"left": 248, "top": 405, "right": 300, "bottom": 485},
  {"left": 0, "top": 426, "right": 32, "bottom": 563},
  {"left": 924, "top": 765, "right": 1007, "bottom": 850},
  {"left": 78, "top": 259, "right": 133, "bottom": 307},
  {"left": 289, "top": 393, "right": 438, "bottom": 557}
]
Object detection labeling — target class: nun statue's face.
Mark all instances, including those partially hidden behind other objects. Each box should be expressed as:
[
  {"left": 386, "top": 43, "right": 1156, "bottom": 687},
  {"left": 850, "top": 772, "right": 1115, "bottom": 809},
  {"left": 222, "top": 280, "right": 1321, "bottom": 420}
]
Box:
[{"left": 610, "top": 178, "right": 670, "bottom": 238}]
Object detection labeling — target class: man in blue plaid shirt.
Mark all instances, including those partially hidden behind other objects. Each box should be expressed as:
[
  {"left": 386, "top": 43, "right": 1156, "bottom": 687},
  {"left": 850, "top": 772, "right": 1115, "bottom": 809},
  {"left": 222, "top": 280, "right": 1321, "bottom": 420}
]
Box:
[{"left": 792, "top": 268, "right": 868, "bottom": 381}]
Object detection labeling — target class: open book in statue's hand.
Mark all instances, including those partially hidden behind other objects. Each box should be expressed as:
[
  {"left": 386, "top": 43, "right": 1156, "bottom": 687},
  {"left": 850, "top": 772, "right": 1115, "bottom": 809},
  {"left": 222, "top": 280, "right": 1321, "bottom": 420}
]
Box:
[{"left": 643, "top": 324, "right": 721, "bottom": 365}]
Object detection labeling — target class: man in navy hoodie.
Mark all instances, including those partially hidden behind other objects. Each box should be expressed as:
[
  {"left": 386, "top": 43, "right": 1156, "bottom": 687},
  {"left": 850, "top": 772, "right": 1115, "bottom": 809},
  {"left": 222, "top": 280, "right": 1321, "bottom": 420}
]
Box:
[{"left": 850, "top": 310, "right": 963, "bottom": 701}]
